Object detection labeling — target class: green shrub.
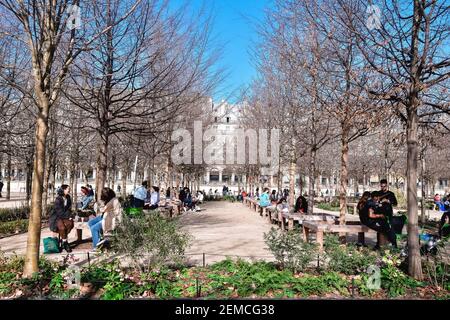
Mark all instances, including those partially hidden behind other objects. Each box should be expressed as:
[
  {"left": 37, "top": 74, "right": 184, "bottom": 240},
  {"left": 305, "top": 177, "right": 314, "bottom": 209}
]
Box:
[
  {"left": 264, "top": 227, "right": 317, "bottom": 273},
  {"left": 0, "top": 219, "right": 29, "bottom": 236},
  {"left": 0, "top": 272, "right": 16, "bottom": 296},
  {"left": 324, "top": 235, "right": 377, "bottom": 275},
  {"left": 317, "top": 203, "right": 340, "bottom": 212},
  {"left": 111, "top": 213, "right": 192, "bottom": 272},
  {"left": 291, "top": 272, "right": 349, "bottom": 297},
  {"left": 0, "top": 206, "right": 30, "bottom": 222},
  {"left": 223, "top": 195, "right": 236, "bottom": 202},
  {"left": 0, "top": 205, "right": 53, "bottom": 222},
  {"left": 380, "top": 251, "right": 422, "bottom": 297}
]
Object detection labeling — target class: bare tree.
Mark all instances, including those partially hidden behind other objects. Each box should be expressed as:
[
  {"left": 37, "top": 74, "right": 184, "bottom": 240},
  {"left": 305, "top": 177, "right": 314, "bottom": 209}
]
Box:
[
  {"left": 341, "top": 0, "right": 449, "bottom": 279},
  {"left": 0, "top": 0, "right": 142, "bottom": 276}
]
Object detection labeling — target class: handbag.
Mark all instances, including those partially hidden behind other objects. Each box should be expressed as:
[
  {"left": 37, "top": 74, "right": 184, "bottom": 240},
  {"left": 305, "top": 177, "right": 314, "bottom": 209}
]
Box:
[{"left": 43, "top": 237, "right": 60, "bottom": 254}]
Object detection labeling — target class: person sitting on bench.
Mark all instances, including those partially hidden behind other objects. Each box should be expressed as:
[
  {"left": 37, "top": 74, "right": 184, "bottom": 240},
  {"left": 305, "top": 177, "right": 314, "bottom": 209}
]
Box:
[
  {"left": 144, "top": 186, "right": 160, "bottom": 210},
  {"left": 49, "top": 185, "right": 74, "bottom": 253},
  {"left": 78, "top": 186, "right": 94, "bottom": 210},
  {"left": 439, "top": 210, "right": 450, "bottom": 239},
  {"left": 294, "top": 194, "right": 308, "bottom": 213},
  {"left": 357, "top": 191, "right": 397, "bottom": 249},
  {"left": 88, "top": 187, "right": 123, "bottom": 249},
  {"left": 133, "top": 181, "right": 148, "bottom": 208},
  {"left": 259, "top": 188, "right": 270, "bottom": 208}
]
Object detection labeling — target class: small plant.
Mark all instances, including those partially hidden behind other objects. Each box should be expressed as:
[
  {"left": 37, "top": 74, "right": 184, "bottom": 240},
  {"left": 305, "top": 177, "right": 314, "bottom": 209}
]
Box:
[
  {"left": 111, "top": 213, "right": 192, "bottom": 273},
  {"left": 264, "top": 227, "right": 317, "bottom": 273},
  {"left": 422, "top": 242, "right": 450, "bottom": 292},
  {"left": 380, "top": 250, "right": 422, "bottom": 297},
  {"left": 324, "top": 235, "right": 377, "bottom": 275}
]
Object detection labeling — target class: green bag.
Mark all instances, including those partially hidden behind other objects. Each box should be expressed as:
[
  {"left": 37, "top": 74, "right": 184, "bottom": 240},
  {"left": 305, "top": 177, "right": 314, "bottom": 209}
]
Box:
[
  {"left": 124, "top": 207, "right": 143, "bottom": 217},
  {"left": 43, "top": 237, "right": 60, "bottom": 254}
]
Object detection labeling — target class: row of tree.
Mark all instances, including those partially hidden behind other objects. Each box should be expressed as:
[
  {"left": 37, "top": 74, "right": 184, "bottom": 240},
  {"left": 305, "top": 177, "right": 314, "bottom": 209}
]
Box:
[
  {"left": 241, "top": 0, "right": 449, "bottom": 280},
  {"left": 0, "top": 0, "right": 222, "bottom": 276}
]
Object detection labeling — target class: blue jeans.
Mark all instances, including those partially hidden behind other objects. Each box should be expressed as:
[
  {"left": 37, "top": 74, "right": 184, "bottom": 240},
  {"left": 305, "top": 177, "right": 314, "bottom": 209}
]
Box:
[{"left": 88, "top": 216, "right": 103, "bottom": 248}]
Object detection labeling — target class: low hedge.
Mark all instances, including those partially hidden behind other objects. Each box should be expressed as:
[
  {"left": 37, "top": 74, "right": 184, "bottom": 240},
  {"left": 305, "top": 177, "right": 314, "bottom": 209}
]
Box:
[
  {"left": 0, "top": 205, "right": 54, "bottom": 223},
  {"left": 0, "top": 219, "right": 29, "bottom": 237}
]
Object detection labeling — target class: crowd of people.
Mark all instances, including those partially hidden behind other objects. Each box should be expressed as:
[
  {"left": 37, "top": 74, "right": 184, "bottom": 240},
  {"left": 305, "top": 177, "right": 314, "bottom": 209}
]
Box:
[
  {"left": 239, "top": 178, "right": 450, "bottom": 249},
  {"left": 46, "top": 177, "right": 449, "bottom": 253},
  {"left": 239, "top": 187, "right": 308, "bottom": 214}
]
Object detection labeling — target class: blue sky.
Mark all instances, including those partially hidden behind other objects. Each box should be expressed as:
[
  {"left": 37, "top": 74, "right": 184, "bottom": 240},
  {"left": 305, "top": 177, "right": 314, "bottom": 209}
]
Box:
[{"left": 170, "top": 0, "right": 273, "bottom": 102}]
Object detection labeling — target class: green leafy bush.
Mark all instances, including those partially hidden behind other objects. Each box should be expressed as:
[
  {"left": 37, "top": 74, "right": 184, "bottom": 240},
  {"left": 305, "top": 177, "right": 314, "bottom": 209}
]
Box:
[
  {"left": 111, "top": 213, "right": 192, "bottom": 272},
  {"left": 0, "top": 205, "right": 54, "bottom": 222},
  {"left": 317, "top": 203, "right": 340, "bottom": 212},
  {"left": 0, "top": 219, "right": 29, "bottom": 236},
  {"left": 380, "top": 251, "right": 422, "bottom": 297},
  {"left": 264, "top": 227, "right": 317, "bottom": 272},
  {"left": 324, "top": 235, "right": 377, "bottom": 275},
  {"left": 291, "top": 272, "right": 349, "bottom": 297}
]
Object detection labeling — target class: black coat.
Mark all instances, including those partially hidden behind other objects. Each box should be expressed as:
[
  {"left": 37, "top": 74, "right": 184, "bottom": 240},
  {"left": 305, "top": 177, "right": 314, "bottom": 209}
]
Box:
[{"left": 49, "top": 195, "right": 72, "bottom": 232}]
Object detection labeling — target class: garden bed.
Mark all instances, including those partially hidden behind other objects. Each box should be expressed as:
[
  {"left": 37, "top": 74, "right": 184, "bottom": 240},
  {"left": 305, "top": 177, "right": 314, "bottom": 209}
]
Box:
[{"left": 0, "top": 255, "right": 448, "bottom": 300}]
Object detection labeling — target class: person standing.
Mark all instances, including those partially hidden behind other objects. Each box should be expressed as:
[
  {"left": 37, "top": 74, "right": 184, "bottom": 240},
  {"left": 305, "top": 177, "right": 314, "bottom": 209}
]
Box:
[
  {"left": 378, "top": 179, "right": 397, "bottom": 221},
  {"left": 0, "top": 178, "right": 3, "bottom": 198}
]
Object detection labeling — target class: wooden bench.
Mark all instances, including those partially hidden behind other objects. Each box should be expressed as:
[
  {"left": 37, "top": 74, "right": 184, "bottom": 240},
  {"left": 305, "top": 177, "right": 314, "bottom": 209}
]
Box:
[
  {"left": 280, "top": 213, "right": 335, "bottom": 231},
  {"left": 302, "top": 220, "right": 376, "bottom": 252}
]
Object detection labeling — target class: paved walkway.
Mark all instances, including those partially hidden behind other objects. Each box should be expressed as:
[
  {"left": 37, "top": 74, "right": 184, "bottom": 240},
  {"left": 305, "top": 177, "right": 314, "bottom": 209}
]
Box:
[
  {"left": 3, "top": 200, "right": 439, "bottom": 267},
  {"left": 0, "top": 200, "right": 277, "bottom": 266},
  {"left": 180, "top": 201, "right": 275, "bottom": 265}
]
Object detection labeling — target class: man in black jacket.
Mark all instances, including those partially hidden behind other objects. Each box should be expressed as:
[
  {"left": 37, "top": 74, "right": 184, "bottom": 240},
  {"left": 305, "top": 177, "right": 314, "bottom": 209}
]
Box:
[
  {"left": 379, "top": 179, "right": 397, "bottom": 221},
  {"left": 0, "top": 178, "right": 3, "bottom": 198}
]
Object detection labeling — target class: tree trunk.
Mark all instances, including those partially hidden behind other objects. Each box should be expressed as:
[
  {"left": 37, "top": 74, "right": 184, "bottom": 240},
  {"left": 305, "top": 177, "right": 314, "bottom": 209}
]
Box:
[
  {"left": 339, "top": 126, "right": 349, "bottom": 240},
  {"left": 26, "top": 159, "right": 33, "bottom": 201},
  {"left": 23, "top": 104, "right": 49, "bottom": 277},
  {"left": 308, "top": 147, "right": 316, "bottom": 215},
  {"left": 289, "top": 161, "right": 296, "bottom": 209},
  {"left": 122, "top": 167, "right": 128, "bottom": 197},
  {"left": 420, "top": 153, "right": 426, "bottom": 225},
  {"left": 95, "top": 132, "right": 109, "bottom": 201},
  {"left": 406, "top": 108, "right": 423, "bottom": 280},
  {"left": 69, "top": 160, "right": 76, "bottom": 210},
  {"left": 339, "top": 128, "right": 349, "bottom": 221},
  {"left": 6, "top": 150, "right": 11, "bottom": 200}
]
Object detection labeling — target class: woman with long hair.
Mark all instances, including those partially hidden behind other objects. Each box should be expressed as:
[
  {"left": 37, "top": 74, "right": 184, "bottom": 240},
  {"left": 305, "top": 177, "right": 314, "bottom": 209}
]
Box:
[
  {"left": 49, "top": 184, "right": 74, "bottom": 252},
  {"left": 358, "top": 191, "right": 397, "bottom": 249},
  {"left": 88, "top": 187, "right": 123, "bottom": 249}
]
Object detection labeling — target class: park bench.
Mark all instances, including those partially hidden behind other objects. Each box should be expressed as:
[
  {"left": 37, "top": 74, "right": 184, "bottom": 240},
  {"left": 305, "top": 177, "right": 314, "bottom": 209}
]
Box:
[
  {"left": 280, "top": 212, "right": 336, "bottom": 231},
  {"left": 302, "top": 220, "right": 376, "bottom": 252}
]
